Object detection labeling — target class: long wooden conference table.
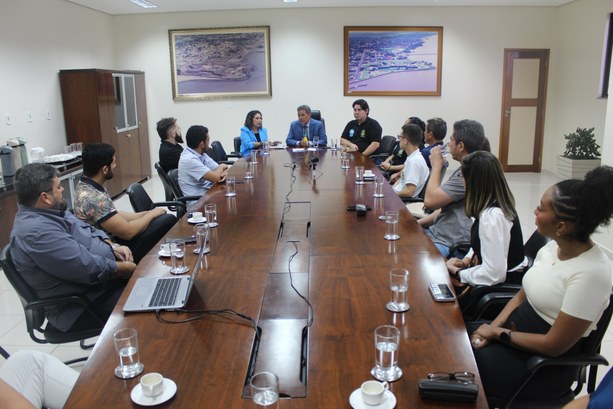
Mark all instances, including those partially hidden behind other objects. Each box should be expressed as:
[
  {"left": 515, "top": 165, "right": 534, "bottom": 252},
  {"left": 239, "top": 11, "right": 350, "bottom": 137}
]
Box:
[{"left": 64, "top": 148, "right": 488, "bottom": 408}]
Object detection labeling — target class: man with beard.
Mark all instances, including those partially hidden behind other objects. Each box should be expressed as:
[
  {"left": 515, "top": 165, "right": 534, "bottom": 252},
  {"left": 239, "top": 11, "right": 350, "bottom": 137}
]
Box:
[
  {"left": 73, "top": 143, "right": 176, "bottom": 263},
  {"left": 157, "top": 117, "right": 184, "bottom": 173},
  {"left": 9, "top": 163, "right": 136, "bottom": 332}
]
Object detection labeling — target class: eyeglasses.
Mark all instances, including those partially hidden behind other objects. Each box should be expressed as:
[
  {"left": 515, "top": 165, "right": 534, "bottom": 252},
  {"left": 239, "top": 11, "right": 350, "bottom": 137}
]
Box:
[{"left": 427, "top": 372, "right": 475, "bottom": 384}]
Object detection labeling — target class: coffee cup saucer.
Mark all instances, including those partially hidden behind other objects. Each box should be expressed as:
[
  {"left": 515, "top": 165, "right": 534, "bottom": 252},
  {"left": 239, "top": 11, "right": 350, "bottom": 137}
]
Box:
[
  {"left": 131, "top": 378, "right": 177, "bottom": 406},
  {"left": 187, "top": 217, "right": 206, "bottom": 225},
  {"left": 157, "top": 250, "right": 171, "bottom": 258},
  {"left": 349, "top": 388, "right": 396, "bottom": 409}
]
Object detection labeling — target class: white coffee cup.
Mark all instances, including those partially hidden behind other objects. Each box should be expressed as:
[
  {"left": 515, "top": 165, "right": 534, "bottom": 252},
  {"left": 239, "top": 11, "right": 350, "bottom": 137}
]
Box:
[
  {"left": 140, "top": 372, "right": 164, "bottom": 398},
  {"left": 159, "top": 242, "right": 176, "bottom": 254},
  {"left": 361, "top": 380, "right": 389, "bottom": 406},
  {"left": 192, "top": 211, "right": 204, "bottom": 221}
]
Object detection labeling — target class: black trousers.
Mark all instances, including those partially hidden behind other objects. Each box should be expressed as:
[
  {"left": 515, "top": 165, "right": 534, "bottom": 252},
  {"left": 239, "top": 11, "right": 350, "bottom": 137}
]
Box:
[{"left": 117, "top": 213, "right": 177, "bottom": 264}]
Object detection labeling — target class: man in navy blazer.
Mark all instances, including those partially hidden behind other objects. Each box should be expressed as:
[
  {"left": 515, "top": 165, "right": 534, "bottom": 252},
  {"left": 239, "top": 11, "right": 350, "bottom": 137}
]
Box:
[{"left": 286, "top": 105, "right": 327, "bottom": 147}]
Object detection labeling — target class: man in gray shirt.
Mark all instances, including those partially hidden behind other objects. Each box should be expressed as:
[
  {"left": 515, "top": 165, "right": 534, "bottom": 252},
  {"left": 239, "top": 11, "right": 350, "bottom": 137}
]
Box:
[
  {"left": 418, "top": 119, "right": 486, "bottom": 257},
  {"left": 9, "top": 163, "right": 136, "bottom": 332}
]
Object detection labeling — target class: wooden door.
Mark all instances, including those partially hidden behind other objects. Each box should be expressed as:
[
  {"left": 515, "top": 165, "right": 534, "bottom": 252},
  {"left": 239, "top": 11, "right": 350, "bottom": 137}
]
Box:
[{"left": 499, "top": 49, "right": 549, "bottom": 172}]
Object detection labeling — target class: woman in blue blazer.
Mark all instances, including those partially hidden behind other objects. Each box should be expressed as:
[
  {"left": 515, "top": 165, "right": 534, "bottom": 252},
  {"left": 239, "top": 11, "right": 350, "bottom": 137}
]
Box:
[{"left": 240, "top": 110, "right": 269, "bottom": 157}]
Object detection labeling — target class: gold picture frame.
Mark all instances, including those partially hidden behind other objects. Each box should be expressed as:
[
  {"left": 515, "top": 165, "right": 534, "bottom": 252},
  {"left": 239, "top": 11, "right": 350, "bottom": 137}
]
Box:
[
  {"left": 344, "top": 26, "right": 443, "bottom": 96},
  {"left": 169, "top": 26, "right": 272, "bottom": 100}
]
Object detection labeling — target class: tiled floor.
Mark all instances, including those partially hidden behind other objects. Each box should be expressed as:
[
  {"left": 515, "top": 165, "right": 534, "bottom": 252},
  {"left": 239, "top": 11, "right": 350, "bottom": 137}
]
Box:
[{"left": 1, "top": 171, "right": 612, "bottom": 393}]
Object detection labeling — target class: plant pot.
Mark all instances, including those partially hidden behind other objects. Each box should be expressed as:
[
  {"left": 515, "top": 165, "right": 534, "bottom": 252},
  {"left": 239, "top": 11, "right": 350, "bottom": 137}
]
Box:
[{"left": 556, "top": 156, "right": 601, "bottom": 179}]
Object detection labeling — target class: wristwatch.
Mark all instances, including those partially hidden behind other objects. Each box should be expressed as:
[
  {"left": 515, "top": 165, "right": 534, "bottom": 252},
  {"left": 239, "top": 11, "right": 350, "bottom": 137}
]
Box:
[{"left": 499, "top": 330, "right": 512, "bottom": 346}]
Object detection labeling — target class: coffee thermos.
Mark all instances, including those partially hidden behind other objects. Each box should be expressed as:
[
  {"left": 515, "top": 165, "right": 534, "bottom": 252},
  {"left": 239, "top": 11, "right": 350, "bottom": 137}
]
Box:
[
  {"left": 0, "top": 145, "right": 16, "bottom": 178},
  {"left": 7, "top": 138, "right": 28, "bottom": 171}
]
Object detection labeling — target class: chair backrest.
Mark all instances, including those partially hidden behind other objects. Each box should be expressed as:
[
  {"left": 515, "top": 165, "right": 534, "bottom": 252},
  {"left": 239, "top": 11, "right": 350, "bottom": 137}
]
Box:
[
  {"left": 154, "top": 162, "right": 175, "bottom": 202},
  {"left": 580, "top": 291, "right": 613, "bottom": 354},
  {"left": 126, "top": 183, "right": 154, "bottom": 213},
  {"left": 0, "top": 245, "right": 46, "bottom": 334},
  {"left": 233, "top": 137, "right": 242, "bottom": 156},
  {"left": 311, "top": 109, "right": 326, "bottom": 132},
  {"left": 524, "top": 230, "right": 550, "bottom": 269},
  {"left": 379, "top": 135, "right": 396, "bottom": 156},
  {"left": 211, "top": 141, "right": 228, "bottom": 162},
  {"left": 168, "top": 169, "right": 183, "bottom": 198},
  {"left": 206, "top": 146, "right": 219, "bottom": 163}
]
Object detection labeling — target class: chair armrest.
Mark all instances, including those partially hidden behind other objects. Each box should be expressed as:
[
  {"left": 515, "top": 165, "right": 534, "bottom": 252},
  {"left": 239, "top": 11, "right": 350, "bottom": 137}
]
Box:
[
  {"left": 177, "top": 196, "right": 201, "bottom": 203},
  {"left": 527, "top": 353, "right": 609, "bottom": 372},
  {"left": 218, "top": 160, "right": 235, "bottom": 165},
  {"left": 227, "top": 153, "right": 242, "bottom": 159},
  {"left": 152, "top": 201, "right": 187, "bottom": 211},
  {"left": 25, "top": 294, "right": 94, "bottom": 310}
]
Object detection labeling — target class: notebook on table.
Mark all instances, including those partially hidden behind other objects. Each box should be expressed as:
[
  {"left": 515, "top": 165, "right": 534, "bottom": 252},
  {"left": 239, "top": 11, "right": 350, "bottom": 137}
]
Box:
[{"left": 123, "top": 240, "right": 205, "bottom": 312}]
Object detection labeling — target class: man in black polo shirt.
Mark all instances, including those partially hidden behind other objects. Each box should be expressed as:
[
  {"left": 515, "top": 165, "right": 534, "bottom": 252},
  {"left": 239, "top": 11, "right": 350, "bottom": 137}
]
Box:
[
  {"left": 157, "top": 117, "right": 184, "bottom": 173},
  {"left": 340, "top": 99, "right": 382, "bottom": 156}
]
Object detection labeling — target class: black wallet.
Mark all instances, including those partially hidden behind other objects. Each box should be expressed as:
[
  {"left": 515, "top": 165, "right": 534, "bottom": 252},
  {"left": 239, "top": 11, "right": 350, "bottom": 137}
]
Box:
[{"left": 418, "top": 379, "right": 479, "bottom": 402}]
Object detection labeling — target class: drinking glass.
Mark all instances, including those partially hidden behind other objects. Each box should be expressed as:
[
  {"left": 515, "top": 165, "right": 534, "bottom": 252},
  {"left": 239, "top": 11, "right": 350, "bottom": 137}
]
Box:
[
  {"left": 245, "top": 169, "right": 254, "bottom": 179},
  {"left": 193, "top": 223, "right": 209, "bottom": 254},
  {"left": 263, "top": 141, "right": 270, "bottom": 154},
  {"left": 384, "top": 211, "right": 400, "bottom": 240},
  {"left": 341, "top": 158, "right": 350, "bottom": 169},
  {"left": 205, "top": 203, "right": 218, "bottom": 228},
  {"left": 313, "top": 136, "right": 320, "bottom": 149},
  {"left": 371, "top": 325, "right": 402, "bottom": 382},
  {"left": 373, "top": 176, "right": 385, "bottom": 197},
  {"left": 356, "top": 166, "right": 365, "bottom": 185},
  {"left": 170, "top": 239, "right": 189, "bottom": 274},
  {"left": 386, "top": 268, "right": 410, "bottom": 312},
  {"left": 251, "top": 149, "right": 258, "bottom": 163},
  {"left": 113, "top": 328, "right": 144, "bottom": 379},
  {"left": 225, "top": 176, "right": 236, "bottom": 197},
  {"left": 250, "top": 372, "right": 279, "bottom": 409}
]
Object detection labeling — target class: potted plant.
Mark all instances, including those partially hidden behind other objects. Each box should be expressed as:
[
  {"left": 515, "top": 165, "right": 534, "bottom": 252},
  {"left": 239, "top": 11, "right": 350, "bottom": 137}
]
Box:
[{"left": 556, "top": 127, "right": 601, "bottom": 179}]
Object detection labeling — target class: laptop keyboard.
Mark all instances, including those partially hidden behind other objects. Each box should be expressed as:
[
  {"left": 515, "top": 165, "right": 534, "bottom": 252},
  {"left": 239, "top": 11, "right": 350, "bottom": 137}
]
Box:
[{"left": 149, "top": 278, "right": 181, "bottom": 308}]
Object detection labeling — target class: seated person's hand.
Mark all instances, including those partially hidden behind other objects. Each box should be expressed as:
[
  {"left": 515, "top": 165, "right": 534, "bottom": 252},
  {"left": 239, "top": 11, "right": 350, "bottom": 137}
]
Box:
[
  {"left": 446, "top": 257, "right": 464, "bottom": 275},
  {"left": 429, "top": 145, "right": 445, "bottom": 168},
  {"left": 299, "top": 139, "right": 309, "bottom": 148},
  {"left": 380, "top": 161, "right": 390, "bottom": 171},
  {"left": 151, "top": 207, "right": 167, "bottom": 217},
  {"left": 114, "top": 245, "right": 133, "bottom": 263},
  {"left": 270, "top": 140, "right": 281, "bottom": 146},
  {"left": 389, "top": 172, "right": 401, "bottom": 183}
]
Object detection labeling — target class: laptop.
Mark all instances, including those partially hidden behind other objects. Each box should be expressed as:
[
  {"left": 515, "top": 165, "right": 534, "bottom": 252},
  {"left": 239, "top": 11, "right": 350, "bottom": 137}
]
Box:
[{"left": 123, "top": 240, "right": 205, "bottom": 312}]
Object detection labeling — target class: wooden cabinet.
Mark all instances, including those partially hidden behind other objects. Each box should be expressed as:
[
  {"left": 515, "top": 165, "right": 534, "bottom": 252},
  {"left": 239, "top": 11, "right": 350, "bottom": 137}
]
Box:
[{"left": 59, "top": 69, "right": 151, "bottom": 197}]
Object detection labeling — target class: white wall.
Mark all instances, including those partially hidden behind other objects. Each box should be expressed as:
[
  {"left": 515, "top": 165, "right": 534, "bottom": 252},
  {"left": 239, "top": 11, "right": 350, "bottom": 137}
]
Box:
[
  {"left": 113, "top": 6, "right": 560, "bottom": 168},
  {"left": 0, "top": 0, "right": 115, "bottom": 158}
]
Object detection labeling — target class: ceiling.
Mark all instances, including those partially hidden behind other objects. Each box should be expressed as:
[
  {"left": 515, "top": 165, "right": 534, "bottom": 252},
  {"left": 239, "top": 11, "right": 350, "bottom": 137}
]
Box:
[{"left": 66, "top": 0, "right": 575, "bottom": 16}]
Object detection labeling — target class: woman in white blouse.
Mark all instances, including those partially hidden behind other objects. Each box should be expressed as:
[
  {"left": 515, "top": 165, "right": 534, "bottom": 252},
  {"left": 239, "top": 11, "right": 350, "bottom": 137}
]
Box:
[{"left": 446, "top": 151, "right": 526, "bottom": 289}]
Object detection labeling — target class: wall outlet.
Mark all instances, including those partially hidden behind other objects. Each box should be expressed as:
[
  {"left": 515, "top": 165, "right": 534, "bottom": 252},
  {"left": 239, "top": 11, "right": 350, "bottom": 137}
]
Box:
[
  {"left": 26, "top": 111, "right": 33, "bottom": 123},
  {"left": 46, "top": 109, "right": 52, "bottom": 120},
  {"left": 4, "top": 113, "right": 12, "bottom": 125}
]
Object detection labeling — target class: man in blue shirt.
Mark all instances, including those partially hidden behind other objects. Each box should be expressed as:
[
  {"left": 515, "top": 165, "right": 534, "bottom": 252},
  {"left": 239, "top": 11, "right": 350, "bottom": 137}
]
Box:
[
  {"left": 10, "top": 163, "right": 136, "bottom": 332},
  {"left": 178, "top": 125, "right": 229, "bottom": 202},
  {"left": 286, "top": 105, "right": 327, "bottom": 147}
]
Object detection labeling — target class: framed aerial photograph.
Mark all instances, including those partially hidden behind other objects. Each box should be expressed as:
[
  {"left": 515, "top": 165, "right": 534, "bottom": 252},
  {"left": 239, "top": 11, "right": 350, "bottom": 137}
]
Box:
[
  {"left": 169, "top": 26, "right": 271, "bottom": 100},
  {"left": 344, "top": 26, "right": 443, "bottom": 96}
]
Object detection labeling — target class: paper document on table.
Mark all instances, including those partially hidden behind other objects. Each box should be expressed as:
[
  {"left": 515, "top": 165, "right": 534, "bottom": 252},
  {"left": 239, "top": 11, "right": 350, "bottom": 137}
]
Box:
[{"left": 292, "top": 148, "right": 306, "bottom": 152}]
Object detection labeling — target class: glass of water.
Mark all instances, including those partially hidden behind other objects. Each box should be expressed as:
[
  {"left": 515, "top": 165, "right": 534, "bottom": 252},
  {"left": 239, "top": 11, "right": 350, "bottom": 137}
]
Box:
[
  {"left": 193, "top": 223, "right": 209, "bottom": 254},
  {"left": 371, "top": 325, "right": 402, "bottom": 382},
  {"left": 373, "top": 176, "right": 385, "bottom": 198},
  {"left": 113, "top": 328, "right": 144, "bottom": 379},
  {"left": 355, "top": 166, "right": 365, "bottom": 185},
  {"left": 170, "top": 239, "right": 189, "bottom": 274},
  {"left": 205, "top": 203, "right": 218, "bottom": 228},
  {"left": 384, "top": 211, "right": 400, "bottom": 240},
  {"left": 313, "top": 136, "right": 320, "bottom": 149},
  {"left": 250, "top": 371, "right": 279, "bottom": 409},
  {"left": 386, "top": 268, "right": 410, "bottom": 312}
]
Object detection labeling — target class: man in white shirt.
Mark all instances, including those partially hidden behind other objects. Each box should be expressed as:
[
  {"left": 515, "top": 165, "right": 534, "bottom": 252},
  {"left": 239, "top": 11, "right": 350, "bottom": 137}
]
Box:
[
  {"left": 178, "top": 125, "right": 229, "bottom": 200},
  {"left": 390, "top": 123, "right": 429, "bottom": 198}
]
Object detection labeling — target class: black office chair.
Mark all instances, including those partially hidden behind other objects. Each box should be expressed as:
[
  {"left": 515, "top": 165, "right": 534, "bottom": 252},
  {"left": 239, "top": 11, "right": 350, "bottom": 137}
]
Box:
[
  {"left": 497, "top": 290, "right": 613, "bottom": 408},
  {"left": 311, "top": 109, "right": 326, "bottom": 132},
  {"left": 167, "top": 169, "right": 200, "bottom": 206},
  {"left": 370, "top": 135, "right": 396, "bottom": 165},
  {"left": 126, "top": 183, "right": 187, "bottom": 219},
  {"left": 233, "top": 136, "right": 243, "bottom": 157},
  {"left": 461, "top": 230, "right": 551, "bottom": 322},
  {"left": 208, "top": 141, "right": 240, "bottom": 165},
  {"left": 154, "top": 162, "right": 175, "bottom": 202},
  {"left": 0, "top": 245, "right": 104, "bottom": 364}
]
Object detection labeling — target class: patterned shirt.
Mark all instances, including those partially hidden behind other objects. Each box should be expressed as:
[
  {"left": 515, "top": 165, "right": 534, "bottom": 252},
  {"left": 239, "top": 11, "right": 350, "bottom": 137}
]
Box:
[{"left": 73, "top": 176, "right": 117, "bottom": 227}]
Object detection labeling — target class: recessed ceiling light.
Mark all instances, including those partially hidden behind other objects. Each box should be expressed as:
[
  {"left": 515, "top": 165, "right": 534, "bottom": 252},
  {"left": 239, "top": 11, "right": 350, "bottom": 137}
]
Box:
[
  {"left": 129, "top": 0, "right": 158, "bottom": 8},
  {"left": 284, "top": 0, "right": 299, "bottom": 3}
]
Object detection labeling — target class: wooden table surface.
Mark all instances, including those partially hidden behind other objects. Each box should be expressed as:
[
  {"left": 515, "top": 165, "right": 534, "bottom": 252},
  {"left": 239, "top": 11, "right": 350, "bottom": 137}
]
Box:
[{"left": 64, "top": 148, "right": 488, "bottom": 408}]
